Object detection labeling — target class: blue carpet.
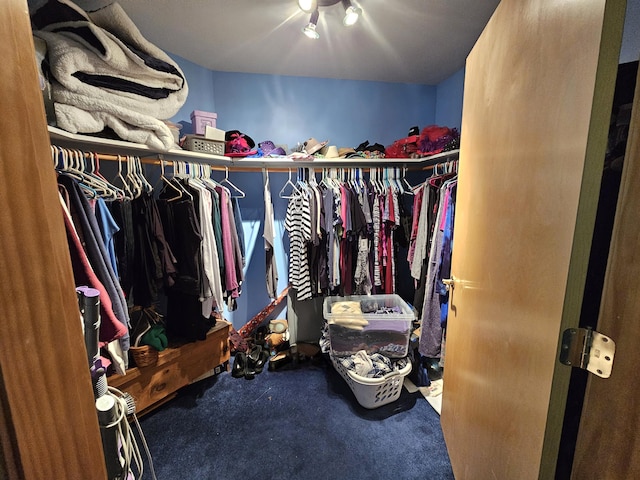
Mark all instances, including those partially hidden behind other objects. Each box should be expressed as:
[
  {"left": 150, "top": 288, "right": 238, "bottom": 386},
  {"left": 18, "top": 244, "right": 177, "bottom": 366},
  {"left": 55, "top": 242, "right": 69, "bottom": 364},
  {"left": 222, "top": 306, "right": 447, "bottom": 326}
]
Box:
[{"left": 137, "top": 357, "right": 454, "bottom": 479}]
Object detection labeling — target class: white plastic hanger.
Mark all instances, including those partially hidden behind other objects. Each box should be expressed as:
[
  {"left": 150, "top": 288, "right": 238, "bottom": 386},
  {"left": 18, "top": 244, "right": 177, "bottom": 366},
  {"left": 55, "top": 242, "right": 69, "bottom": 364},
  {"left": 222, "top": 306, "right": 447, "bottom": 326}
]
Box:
[
  {"left": 279, "top": 169, "right": 301, "bottom": 199},
  {"left": 113, "top": 155, "right": 134, "bottom": 200},
  {"left": 158, "top": 159, "right": 183, "bottom": 201},
  {"left": 401, "top": 166, "right": 415, "bottom": 195},
  {"left": 220, "top": 166, "right": 245, "bottom": 198}
]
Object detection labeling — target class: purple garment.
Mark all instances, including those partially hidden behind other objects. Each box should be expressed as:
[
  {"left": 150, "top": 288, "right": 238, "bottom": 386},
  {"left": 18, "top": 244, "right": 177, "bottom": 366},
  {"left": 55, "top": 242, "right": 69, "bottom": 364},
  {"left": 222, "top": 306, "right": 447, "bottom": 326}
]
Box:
[{"left": 215, "top": 186, "right": 239, "bottom": 296}]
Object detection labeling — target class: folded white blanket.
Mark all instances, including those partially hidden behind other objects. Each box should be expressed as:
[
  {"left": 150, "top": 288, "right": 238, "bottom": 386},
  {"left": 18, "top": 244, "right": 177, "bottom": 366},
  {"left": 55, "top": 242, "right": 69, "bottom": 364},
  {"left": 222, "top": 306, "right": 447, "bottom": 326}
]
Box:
[
  {"left": 32, "top": 0, "right": 188, "bottom": 150},
  {"left": 54, "top": 101, "right": 175, "bottom": 151}
]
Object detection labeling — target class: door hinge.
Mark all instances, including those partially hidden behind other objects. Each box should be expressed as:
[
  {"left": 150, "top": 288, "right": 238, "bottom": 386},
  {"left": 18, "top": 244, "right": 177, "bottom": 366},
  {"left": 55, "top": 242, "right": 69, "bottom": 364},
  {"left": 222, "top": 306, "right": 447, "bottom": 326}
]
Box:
[{"left": 559, "top": 327, "right": 615, "bottom": 378}]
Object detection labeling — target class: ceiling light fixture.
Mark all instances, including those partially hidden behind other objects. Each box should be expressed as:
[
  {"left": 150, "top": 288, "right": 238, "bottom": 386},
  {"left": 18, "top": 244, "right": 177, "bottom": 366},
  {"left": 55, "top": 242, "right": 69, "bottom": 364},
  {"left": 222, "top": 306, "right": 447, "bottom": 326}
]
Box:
[
  {"left": 297, "top": 0, "right": 317, "bottom": 14},
  {"left": 302, "top": 8, "right": 320, "bottom": 39},
  {"left": 341, "top": 0, "right": 362, "bottom": 26},
  {"left": 298, "top": 0, "right": 363, "bottom": 39}
]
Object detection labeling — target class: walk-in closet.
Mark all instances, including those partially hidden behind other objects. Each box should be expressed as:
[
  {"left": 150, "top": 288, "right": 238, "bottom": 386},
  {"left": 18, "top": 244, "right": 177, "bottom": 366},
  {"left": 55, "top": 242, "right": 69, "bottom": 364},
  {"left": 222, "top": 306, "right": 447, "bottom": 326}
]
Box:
[{"left": 2, "top": 0, "right": 640, "bottom": 479}]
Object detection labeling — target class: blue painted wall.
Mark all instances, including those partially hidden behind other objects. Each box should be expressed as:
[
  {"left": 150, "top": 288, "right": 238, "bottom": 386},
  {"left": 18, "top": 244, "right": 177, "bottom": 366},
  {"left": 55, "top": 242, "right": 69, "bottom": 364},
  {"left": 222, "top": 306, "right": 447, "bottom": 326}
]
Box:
[
  {"left": 167, "top": 55, "right": 464, "bottom": 331},
  {"left": 435, "top": 67, "right": 465, "bottom": 132},
  {"left": 171, "top": 56, "right": 216, "bottom": 132},
  {"left": 171, "top": 59, "right": 437, "bottom": 151}
]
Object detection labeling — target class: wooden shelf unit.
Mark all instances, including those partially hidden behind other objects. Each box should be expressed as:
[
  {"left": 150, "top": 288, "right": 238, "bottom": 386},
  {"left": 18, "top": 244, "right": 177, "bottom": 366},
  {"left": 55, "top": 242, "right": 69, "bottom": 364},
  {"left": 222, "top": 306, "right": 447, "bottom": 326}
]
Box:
[{"left": 108, "top": 320, "right": 231, "bottom": 416}]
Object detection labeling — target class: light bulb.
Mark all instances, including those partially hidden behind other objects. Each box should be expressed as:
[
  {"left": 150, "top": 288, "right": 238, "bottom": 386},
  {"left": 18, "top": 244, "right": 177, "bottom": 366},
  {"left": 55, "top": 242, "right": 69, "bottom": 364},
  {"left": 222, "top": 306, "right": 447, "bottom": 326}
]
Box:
[
  {"left": 298, "top": 0, "right": 316, "bottom": 13},
  {"left": 343, "top": 6, "right": 361, "bottom": 26},
  {"left": 302, "top": 23, "right": 320, "bottom": 39}
]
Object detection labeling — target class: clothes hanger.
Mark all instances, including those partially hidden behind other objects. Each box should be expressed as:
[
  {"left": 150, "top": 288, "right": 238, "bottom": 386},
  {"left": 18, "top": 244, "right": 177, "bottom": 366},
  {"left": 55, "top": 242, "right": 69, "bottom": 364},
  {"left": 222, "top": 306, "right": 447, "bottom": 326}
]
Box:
[
  {"left": 279, "top": 168, "right": 301, "bottom": 199},
  {"left": 349, "top": 167, "right": 361, "bottom": 194},
  {"left": 125, "top": 155, "right": 143, "bottom": 198},
  {"left": 368, "top": 168, "right": 379, "bottom": 194},
  {"left": 158, "top": 158, "right": 183, "bottom": 201},
  {"left": 199, "top": 162, "right": 222, "bottom": 192},
  {"left": 220, "top": 166, "right": 245, "bottom": 198},
  {"left": 295, "top": 168, "right": 311, "bottom": 198},
  {"left": 68, "top": 149, "right": 100, "bottom": 198},
  {"left": 113, "top": 154, "right": 134, "bottom": 200},
  {"left": 134, "top": 156, "right": 153, "bottom": 194},
  {"left": 56, "top": 147, "right": 79, "bottom": 180},
  {"left": 171, "top": 161, "right": 194, "bottom": 201},
  {"left": 75, "top": 150, "right": 122, "bottom": 199},
  {"left": 356, "top": 168, "right": 365, "bottom": 191},
  {"left": 88, "top": 152, "right": 124, "bottom": 200},
  {"left": 400, "top": 166, "right": 415, "bottom": 195},
  {"left": 54, "top": 147, "right": 99, "bottom": 198},
  {"left": 389, "top": 167, "right": 403, "bottom": 194},
  {"left": 322, "top": 168, "right": 337, "bottom": 190}
]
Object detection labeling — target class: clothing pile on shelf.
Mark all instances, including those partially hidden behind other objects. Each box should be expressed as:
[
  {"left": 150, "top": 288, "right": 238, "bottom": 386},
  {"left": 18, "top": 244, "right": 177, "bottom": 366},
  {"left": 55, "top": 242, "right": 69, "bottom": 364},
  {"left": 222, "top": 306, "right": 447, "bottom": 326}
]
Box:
[
  {"left": 31, "top": 0, "right": 188, "bottom": 150},
  {"left": 284, "top": 170, "right": 414, "bottom": 300},
  {"left": 55, "top": 151, "right": 245, "bottom": 373},
  {"left": 385, "top": 125, "right": 460, "bottom": 159},
  {"left": 408, "top": 167, "right": 458, "bottom": 365}
]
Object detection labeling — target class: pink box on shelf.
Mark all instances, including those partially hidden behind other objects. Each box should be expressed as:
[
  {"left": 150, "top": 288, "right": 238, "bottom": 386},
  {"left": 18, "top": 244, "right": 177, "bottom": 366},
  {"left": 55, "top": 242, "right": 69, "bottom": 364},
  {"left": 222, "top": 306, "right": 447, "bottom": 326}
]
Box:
[{"left": 190, "top": 110, "right": 217, "bottom": 135}]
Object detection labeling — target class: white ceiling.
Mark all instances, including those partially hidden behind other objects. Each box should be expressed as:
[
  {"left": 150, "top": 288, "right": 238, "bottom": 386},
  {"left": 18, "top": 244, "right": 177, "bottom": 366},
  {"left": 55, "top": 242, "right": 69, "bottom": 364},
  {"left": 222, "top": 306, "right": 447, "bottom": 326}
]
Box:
[{"left": 116, "top": 0, "right": 501, "bottom": 85}]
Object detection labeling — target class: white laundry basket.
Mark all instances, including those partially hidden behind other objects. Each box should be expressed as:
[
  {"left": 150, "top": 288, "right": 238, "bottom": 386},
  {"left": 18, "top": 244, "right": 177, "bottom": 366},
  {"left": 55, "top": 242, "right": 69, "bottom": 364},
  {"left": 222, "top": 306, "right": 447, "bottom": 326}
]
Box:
[{"left": 330, "top": 354, "right": 412, "bottom": 409}]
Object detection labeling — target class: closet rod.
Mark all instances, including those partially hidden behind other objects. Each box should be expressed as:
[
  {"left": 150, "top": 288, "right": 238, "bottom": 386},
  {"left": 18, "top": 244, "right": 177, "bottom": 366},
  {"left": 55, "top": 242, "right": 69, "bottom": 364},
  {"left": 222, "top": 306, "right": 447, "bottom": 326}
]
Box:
[{"left": 50, "top": 144, "right": 459, "bottom": 173}]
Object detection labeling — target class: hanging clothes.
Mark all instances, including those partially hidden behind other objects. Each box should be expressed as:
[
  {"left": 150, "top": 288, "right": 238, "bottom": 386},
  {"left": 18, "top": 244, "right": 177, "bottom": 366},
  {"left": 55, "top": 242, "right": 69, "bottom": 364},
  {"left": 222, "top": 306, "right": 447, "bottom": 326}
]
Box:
[
  {"left": 59, "top": 192, "right": 127, "bottom": 370},
  {"left": 418, "top": 177, "right": 457, "bottom": 359},
  {"left": 109, "top": 198, "right": 135, "bottom": 297},
  {"left": 216, "top": 184, "right": 244, "bottom": 307},
  {"left": 156, "top": 177, "right": 212, "bottom": 342},
  {"left": 263, "top": 170, "right": 278, "bottom": 299},
  {"left": 285, "top": 186, "right": 312, "bottom": 301},
  {"left": 129, "top": 191, "right": 176, "bottom": 308},
  {"left": 57, "top": 174, "right": 131, "bottom": 353},
  {"left": 283, "top": 169, "right": 411, "bottom": 299},
  {"left": 186, "top": 178, "right": 221, "bottom": 315},
  {"left": 94, "top": 197, "right": 120, "bottom": 279},
  {"left": 262, "top": 170, "right": 278, "bottom": 300}
]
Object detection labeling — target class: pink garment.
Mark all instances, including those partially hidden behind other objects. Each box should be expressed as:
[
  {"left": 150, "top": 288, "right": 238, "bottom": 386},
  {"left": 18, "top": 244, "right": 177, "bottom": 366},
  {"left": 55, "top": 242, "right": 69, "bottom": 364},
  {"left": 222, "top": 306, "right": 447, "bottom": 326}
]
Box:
[
  {"left": 340, "top": 185, "right": 348, "bottom": 239},
  {"left": 215, "top": 186, "right": 239, "bottom": 295},
  {"left": 62, "top": 206, "right": 127, "bottom": 346},
  {"left": 407, "top": 186, "right": 425, "bottom": 265},
  {"left": 385, "top": 228, "right": 394, "bottom": 294}
]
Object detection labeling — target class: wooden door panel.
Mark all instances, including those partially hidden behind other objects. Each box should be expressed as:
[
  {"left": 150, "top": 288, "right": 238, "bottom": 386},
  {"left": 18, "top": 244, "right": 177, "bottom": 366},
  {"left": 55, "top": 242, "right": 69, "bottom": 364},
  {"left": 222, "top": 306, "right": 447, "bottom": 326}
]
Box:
[
  {"left": 572, "top": 63, "right": 640, "bottom": 480},
  {"left": 0, "top": 0, "right": 107, "bottom": 478},
  {"left": 440, "top": 0, "right": 626, "bottom": 478}
]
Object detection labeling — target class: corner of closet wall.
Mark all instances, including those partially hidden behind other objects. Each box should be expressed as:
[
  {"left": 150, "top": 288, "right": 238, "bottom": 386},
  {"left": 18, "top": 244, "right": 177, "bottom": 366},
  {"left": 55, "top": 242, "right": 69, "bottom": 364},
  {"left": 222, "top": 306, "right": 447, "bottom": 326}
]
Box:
[
  {"left": 167, "top": 53, "right": 217, "bottom": 136},
  {"left": 435, "top": 67, "right": 465, "bottom": 133}
]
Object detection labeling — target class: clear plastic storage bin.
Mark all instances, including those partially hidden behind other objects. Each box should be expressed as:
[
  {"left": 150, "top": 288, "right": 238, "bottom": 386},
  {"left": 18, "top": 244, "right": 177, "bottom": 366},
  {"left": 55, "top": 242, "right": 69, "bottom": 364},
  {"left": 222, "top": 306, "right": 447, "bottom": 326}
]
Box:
[{"left": 323, "top": 294, "right": 414, "bottom": 358}]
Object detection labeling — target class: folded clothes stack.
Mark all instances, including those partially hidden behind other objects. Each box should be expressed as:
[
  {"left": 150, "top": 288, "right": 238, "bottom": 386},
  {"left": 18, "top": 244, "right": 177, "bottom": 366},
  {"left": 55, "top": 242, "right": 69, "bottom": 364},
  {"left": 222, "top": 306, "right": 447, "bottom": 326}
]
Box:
[
  {"left": 31, "top": 0, "right": 188, "bottom": 150},
  {"left": 329, "top": 300, "right": 369, "bottom": 331}
]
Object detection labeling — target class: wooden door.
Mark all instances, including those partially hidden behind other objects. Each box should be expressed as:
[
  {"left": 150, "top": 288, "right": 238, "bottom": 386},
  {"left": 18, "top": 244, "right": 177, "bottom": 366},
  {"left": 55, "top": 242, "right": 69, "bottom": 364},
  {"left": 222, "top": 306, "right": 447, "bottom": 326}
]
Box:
[
  {"left": 570, "top": 64, "right": 640, "bottom": 480},
  {"left": 0, "top": 0, "right": 107, "bottom": 478},
  {"left": 440, "top": 0, "right": 627, "bottom": 479}
]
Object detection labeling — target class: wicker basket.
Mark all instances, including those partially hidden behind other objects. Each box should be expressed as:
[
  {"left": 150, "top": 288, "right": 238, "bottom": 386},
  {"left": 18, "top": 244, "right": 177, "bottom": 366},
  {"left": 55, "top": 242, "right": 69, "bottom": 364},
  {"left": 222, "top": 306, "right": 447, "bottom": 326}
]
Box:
[
  {"left": 183, "top": 134, "right": 225, "bottom": 156},
  {"left": 330, "top": 354, "right": 412, "bottom": 409},
  {"left": 130, "top": 345, "right": 158, "bottom": 367}
]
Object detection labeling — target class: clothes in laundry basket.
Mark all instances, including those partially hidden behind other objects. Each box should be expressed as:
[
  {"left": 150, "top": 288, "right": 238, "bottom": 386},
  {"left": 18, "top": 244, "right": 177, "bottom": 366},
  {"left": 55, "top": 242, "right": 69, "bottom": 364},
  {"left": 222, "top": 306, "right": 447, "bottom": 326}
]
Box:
[{"left": 338, "top": 350, "right": 409, "bottom": 378}]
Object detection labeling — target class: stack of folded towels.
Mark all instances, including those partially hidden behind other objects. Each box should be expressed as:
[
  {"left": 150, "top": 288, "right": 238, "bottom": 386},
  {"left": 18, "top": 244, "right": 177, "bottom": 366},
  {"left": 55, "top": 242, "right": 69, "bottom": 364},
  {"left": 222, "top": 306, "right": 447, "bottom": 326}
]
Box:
[{"left": 31, "top": 0, "right": 188, "bottom": 150}]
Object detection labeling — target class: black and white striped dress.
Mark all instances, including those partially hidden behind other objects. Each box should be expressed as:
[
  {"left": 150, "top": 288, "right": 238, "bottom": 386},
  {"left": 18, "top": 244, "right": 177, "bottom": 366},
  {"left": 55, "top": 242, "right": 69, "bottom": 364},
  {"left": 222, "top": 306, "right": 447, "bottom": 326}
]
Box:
[{"left": 285, "top": 190, "right": 312, "bottom": 300}]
